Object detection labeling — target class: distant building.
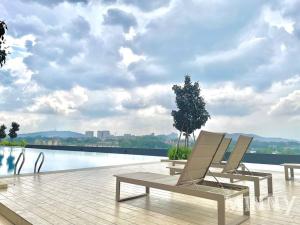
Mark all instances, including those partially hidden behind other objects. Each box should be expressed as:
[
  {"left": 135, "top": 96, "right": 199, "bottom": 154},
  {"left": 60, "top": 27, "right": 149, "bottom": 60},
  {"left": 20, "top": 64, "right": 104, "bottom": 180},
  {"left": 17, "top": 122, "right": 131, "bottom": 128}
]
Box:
[
  {"left": 97, "top": 130, "right": 111, "bottom": 139},
  {"left": 47, "top": 139, "right": 59, "bottom": 145},
  {"left": 85, "top": 131, "right": 94, "bottom": 137},
  {"left": 123, "top": 133, "right": 135, "bottom": 139}
]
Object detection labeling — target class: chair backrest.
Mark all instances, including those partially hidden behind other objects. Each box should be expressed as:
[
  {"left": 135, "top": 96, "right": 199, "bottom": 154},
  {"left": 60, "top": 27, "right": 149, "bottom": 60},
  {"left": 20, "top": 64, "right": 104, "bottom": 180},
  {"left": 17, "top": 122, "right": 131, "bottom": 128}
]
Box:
[
  {"left": 177, "top": 131, "right": 225, "bottom": 185},
  {"left": 222, "top": 135, "right": 253, "bottom": 173},
  {"left": 212, "top": 137, "right": 232, "bottom": 164}
]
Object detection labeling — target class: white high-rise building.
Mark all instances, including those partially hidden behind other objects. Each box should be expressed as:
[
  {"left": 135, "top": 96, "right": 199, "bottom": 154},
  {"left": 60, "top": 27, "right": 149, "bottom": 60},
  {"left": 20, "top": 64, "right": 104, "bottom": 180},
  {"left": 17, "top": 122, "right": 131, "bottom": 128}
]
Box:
[
  {"left": 85, "top": 131, "right": 94, "bottom": 137},
  {"left": 97, "top": 130, "right": 111, "bottom": 139}
]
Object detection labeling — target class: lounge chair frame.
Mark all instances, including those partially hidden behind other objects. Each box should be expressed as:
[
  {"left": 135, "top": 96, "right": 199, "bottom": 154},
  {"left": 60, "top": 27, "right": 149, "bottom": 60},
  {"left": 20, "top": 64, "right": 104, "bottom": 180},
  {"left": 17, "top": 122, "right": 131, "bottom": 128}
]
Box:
[
  {"left": 115, "top": 173, "right": 250, "bottom": 225},
  {"left": 162, "top": 159, "right": 246, "bottom": 175},
  {"left": 210, "top": 169, "right": 273, "bottom": 202},
  {"left": 167, "top": 167, "right": 272, "bottom": 201},
  {"left": 115, "top": 131, "right": 250, "bottom": 225},
  {"left": 165, "top": 135, "right": 273, "bottom": 201},
  {"left": 282, "top": 163, "right": 300, "bottom": 180}
]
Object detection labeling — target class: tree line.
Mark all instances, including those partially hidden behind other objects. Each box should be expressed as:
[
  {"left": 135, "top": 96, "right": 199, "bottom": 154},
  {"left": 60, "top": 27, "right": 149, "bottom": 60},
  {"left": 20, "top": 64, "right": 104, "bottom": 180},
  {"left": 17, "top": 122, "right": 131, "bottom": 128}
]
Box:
[{"left": 0, "top": 122, "right": 20, "bottom": 141}]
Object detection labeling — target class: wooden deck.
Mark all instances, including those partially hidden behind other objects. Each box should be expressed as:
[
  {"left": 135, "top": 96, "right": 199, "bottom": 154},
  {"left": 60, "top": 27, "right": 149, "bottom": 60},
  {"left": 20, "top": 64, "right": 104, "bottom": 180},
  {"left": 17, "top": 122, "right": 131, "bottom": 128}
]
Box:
[{"left": 0, "top": 162, "right": 299, "bottom": 225}]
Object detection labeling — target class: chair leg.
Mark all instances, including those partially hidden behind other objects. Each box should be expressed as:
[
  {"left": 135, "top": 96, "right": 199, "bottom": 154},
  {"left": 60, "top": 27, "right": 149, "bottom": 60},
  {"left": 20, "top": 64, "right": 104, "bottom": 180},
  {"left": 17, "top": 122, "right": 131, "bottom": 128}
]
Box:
[
  {"left": 170, "top": 168, "right": 175, "bottom": 175},
  {"left": 290, "top": 168, "right": 294, "bottom": 179},
  {"left": 254, "top": 180, "right": 260, "bottom": 202},
  {"left": 243, "top": 191, "right": 250, "bottom": 216},
  {"left": 116, "top": 179, "right": 121, "bottom": 202},
  {"left": 268, "top": 176, "right": 273, "bottom": 196},
  {"left": 115, "top": 182, "right": 149, "bottom": 202},
  {"left": 217, "top": 199, "right": 226, "bottom": 225},
  {"left": 241, "top": 164, "right": 246, "bottom": 171},
  {"left": 284, "top": 166, "right": 289, "bottom": 181}
]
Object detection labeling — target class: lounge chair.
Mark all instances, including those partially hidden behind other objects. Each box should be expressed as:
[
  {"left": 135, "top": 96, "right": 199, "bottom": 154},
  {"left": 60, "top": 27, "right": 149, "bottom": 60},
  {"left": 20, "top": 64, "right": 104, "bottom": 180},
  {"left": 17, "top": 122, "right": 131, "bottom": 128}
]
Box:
[
  {"left": 167, "top": 135, "right": 273, "bottom": 201},
  {"left": 162, "top": 137, "right": 245, "bottom": 174},
  {"left": 114, "top": 131, "right": 250, "bottom": 225},
  {"left": 212, "top": 137, "right": 232, "bottom": 165}
]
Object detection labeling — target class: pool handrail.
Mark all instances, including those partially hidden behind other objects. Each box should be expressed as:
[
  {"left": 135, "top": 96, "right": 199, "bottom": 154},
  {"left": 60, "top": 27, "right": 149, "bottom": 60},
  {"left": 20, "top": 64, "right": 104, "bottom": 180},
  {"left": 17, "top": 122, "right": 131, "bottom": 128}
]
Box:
[
  {"left": 34, "top": 152, "right": 45, "bottom": 173},
  {"left": 14, "top": 149, "right": 25, "bottom": 175}
]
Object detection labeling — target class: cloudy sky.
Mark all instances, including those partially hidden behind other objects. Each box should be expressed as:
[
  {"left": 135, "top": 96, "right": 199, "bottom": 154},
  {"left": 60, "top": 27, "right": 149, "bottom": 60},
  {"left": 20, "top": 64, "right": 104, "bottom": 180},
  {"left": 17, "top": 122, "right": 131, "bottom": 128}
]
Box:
[{"left": 0, "top": 0, "right": 300, "bottom": 139}]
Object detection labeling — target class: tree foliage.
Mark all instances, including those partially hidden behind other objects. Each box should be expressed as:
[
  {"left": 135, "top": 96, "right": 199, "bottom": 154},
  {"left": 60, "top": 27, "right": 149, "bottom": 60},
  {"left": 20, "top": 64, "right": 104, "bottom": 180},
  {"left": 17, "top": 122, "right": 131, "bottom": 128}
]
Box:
[
  {"left": 171, "top": 75, "right": 210, "bottom": 146},
  {"left": 8, "top": 122, "right": 20, "bottom": 140},
  {"left": 0, "top": 124, "right": 6, "bottom": 140},
  {"left": 0, "top": 20, "right": 8, "bottom": 67}
]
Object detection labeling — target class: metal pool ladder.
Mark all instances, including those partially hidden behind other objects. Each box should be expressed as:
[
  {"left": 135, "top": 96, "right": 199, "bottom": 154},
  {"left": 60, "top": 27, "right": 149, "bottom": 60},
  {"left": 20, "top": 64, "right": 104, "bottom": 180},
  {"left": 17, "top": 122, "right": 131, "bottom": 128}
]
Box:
[
  {"left": 34, "top": 152, "right": 45, "bottom": 173},
  {"left": 14, "top": 150, "right": 25, "bottom": 175}
]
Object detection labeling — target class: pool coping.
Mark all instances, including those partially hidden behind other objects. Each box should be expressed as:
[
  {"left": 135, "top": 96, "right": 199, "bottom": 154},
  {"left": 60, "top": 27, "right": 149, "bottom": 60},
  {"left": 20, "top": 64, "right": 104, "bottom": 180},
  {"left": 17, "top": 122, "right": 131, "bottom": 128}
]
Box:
[{"left": 0, "top": 160, "right": 164, "bottom": 179}]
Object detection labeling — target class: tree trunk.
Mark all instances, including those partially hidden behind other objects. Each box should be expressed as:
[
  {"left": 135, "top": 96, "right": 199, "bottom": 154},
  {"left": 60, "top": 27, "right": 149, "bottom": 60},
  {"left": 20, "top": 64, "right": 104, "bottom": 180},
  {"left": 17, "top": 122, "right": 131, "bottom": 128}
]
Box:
[
  {"left": 193, "top": 132, "right": 196, "bottom": 142},
  {"left": 177, "top": 131, "right": 182, "bottom": 150},
  {"left": 186, "top": 127, "right": 189, "bottom": 147},
  {"left": 187, "top": 135, "right": 189, "bottom": 147}
]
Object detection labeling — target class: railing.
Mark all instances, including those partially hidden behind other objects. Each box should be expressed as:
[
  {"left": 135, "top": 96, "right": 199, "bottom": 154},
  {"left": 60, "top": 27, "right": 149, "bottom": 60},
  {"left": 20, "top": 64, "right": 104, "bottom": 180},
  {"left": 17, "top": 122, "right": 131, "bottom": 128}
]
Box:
[
  {"left": 34, "top": 152, "right": 45, "bottom": 173},
  {"left": 224, "top": 152, "right": 300, "bottom": 165},
  {"left": 14, "top": 149, "right": 25, "bottom": 175}
]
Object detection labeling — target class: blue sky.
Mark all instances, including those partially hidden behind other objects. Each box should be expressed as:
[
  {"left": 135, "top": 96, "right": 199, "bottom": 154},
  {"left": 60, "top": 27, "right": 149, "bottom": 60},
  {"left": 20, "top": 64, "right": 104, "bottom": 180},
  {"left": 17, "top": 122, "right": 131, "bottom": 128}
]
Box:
[{"left": 1, "top": 0, "right": 300, "bottom": 139}]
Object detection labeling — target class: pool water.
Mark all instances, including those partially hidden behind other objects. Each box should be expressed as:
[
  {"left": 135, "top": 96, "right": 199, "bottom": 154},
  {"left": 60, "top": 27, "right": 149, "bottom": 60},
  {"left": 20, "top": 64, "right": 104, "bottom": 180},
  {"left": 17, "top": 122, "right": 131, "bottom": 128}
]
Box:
[{"left": 0, "top": 147, "right": 162, "bottom": 177}]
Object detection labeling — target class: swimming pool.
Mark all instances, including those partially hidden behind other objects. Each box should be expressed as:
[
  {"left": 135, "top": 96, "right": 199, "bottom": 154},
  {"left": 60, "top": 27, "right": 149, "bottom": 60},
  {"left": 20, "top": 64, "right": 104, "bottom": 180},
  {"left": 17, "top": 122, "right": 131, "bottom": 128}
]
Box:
[{"left": 0, "top": 147, "right": 163, "bottom": 177}]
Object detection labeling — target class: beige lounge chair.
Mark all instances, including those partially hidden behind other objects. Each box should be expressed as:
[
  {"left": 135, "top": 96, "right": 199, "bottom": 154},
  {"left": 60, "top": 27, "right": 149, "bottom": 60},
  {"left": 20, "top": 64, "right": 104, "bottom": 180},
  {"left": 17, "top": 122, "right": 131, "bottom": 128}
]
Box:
[
  {"left": 115, "top": 131, "right": 250, "bottom": 225},
  {"left": 162, "top": 137, "right": 245, "bottom": 174},
  {"left": 212, "top": 137, "right": 232, "bottom": 165},
  {"left": 167, "top": 135, "right": 273, "bottom": 201}
]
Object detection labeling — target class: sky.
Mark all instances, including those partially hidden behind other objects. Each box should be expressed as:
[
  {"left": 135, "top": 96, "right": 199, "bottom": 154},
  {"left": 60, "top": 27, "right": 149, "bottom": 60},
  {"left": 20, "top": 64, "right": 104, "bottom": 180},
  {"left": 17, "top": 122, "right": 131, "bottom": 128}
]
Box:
[{"left": 0, "top": 0, "right": 300, "bottom": 139}]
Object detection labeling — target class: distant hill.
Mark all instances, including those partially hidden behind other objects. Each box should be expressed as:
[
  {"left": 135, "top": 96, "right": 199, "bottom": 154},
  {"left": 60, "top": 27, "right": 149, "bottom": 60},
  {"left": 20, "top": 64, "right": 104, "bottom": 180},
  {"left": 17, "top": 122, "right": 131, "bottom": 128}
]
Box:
[
  {"left": 19, "top": 130, "right": 299, "bottom": 143},
  {"left": 19, "top": 131, "right": 85, "bottom": 138},
  {"left": 227, "top": 133, "right": 299, "bottom": 143},
  {"left": 157, "top": 132, "right": 178, "bottom": 140}
]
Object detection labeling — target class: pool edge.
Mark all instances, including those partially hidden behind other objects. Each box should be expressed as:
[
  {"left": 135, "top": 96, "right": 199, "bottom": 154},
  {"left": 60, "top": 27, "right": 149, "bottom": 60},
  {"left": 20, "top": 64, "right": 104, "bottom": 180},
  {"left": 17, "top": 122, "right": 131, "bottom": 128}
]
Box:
[{"left": 0, "top": 160, "right": 163, "bottom": 179}]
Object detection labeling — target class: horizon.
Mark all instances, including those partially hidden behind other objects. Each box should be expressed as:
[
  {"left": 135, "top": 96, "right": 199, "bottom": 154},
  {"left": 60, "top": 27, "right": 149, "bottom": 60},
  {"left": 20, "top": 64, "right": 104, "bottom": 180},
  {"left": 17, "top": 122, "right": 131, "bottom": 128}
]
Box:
[
  {"left": 17, "top": 129, "right": 300, "bottom": 142},
  {"left": 1, "top": 0, "right": 300, "bottom": 140}
]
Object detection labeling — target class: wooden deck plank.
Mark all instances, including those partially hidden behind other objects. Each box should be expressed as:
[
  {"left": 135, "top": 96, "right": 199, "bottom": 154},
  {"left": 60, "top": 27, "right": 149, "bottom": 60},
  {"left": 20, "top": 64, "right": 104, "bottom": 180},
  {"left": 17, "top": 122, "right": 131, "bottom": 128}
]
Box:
[{"left": 0, "top": 162, "right": 299, "bottom": 225}]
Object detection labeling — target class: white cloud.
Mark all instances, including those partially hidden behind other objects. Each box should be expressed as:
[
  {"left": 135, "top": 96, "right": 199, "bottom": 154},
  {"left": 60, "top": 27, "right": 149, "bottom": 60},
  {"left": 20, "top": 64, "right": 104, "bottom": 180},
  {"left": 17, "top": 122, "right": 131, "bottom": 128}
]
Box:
[
  {"left": 6, "top": 34, "right": 36, "bottom": 53},
  {"left": 2, "top": 0, "right": 300, "bottom": 140},
  {"left": 27, "top": 86, "right": 88, "bottom": 115},
  {"left": 4, "top": 57, "right": 33, "bottom": 85},
  {"left": 192, "top": 37, "right": 265, "bottom": 66},
  {"left": 137, "top": 105, "right": 168, "bottom": 117},
  {"left": 269, "top": 90, "right": 300, "bottom": 116},
  {"left": 124, "top": 27, "right": 137, "bottom": 40},
  {"left": 263, "top": 6, "right": 295, "bottom": 34},
  {"left": 266, "top": 74, "right": 300, "bottom": 103},
  {"left": 118, "top": 47, "right": 146, "bottom": 67},
  {"left": 0, "top": 111, "right": 44, "bottom": 133},
  {"left": 202, "top": 82, "right": 263, "bottom": 116}
]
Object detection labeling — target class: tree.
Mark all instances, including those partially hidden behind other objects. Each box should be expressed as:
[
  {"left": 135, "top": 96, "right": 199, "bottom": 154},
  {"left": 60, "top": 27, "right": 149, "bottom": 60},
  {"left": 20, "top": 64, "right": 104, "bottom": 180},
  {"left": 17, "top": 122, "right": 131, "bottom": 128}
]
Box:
[
  {"left": 0, "top": 20, "right": 8, "bottom": 67},
  {"left": 0, "top": 124, "right": 6, "bottom": 140},
  {"left": 8, "top": 122, "right": 20, "bottom": 140},
  {"left": 171, "top": 75, "right": 210, "bottom": 147}
]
